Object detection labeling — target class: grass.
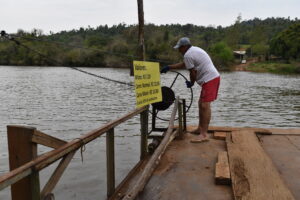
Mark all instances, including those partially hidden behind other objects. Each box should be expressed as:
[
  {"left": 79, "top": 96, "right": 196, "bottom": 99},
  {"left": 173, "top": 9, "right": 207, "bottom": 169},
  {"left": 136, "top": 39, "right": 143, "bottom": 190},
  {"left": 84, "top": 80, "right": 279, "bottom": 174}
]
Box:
[{"left": 246, "top": 61, "right": 300, "bottom": 74}]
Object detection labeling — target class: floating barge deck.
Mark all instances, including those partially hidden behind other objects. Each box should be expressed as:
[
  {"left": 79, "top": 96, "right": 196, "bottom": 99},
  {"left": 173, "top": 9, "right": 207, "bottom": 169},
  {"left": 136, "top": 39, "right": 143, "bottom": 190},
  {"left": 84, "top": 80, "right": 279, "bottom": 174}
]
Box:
[
  {"left": 0, "top": 100, "right": 299, "bottom": 200},
  {"left": 111, "top": 126, "right": 300, "bottom": 200}
]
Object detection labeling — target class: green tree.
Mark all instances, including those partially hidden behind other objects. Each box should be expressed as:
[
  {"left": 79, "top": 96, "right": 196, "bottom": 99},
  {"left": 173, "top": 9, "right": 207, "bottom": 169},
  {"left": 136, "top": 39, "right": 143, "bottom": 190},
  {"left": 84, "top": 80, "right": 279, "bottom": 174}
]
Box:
[
  {"left": 270, "top": 23, "right": 300, "bottom": 60},
  {"left": 225, "top": 14, "right": 242, "bottom": 49},
  {"left": 1, "top": 17, "right": 299, "bottom": 68},
  {"left": 209, "top": 42, "right": 234, "bottom": 69}
]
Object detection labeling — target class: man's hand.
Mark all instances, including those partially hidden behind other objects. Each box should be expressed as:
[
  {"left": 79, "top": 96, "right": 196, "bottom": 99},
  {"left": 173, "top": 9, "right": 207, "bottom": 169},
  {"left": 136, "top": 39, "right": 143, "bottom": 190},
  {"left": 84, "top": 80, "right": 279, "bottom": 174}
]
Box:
[
  {"left": 185, "top": 80, "right": 194, "bottom": 88},
  {"left": 160, "top": 65, "right": 170, "bottom": 73}
]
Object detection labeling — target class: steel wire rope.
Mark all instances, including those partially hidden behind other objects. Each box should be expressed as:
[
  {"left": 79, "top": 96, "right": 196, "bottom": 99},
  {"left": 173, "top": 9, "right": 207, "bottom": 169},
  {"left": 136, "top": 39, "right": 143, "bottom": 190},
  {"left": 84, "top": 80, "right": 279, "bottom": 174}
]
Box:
[
  {"left": 1, "top": 31, "right": 194, "bottom": 121},
  {"left": 11, "top": 34, "right": 171, "bottom": 64},
  {"left": 154, "top": 71, "right": 193, "bottom": 122},
  {"left": 0, "top": 31, "right": 134, "bottom": 86}
]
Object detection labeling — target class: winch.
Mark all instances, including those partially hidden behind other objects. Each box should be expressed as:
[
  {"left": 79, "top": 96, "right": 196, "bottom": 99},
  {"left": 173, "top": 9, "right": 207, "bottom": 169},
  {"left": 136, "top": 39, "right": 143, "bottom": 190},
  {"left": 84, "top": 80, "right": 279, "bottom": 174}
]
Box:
[
  {"left": 151, "top": 86, "right": 175, "bottom": 111},
  {"left": 148, "top": 71, "right": 193, "bottom": 153}
]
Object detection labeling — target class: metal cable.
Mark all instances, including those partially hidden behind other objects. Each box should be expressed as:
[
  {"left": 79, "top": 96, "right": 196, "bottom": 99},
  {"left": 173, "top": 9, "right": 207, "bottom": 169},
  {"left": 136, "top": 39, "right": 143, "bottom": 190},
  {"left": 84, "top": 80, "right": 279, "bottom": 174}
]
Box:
[
  {"left": 1, "top": 31, "right": 194, "bottom": 119},
  {"left": 12, "top": 34, "right": 171, "bottom": 64},
  {"left": 0, "top": 31, "right": 134, "bottom": 86},
  {"left": 154, "top": 71, "right": 193, "bottom": 122},
  {"left": 15, "top": 35, "right": 137, "bottom": 60}
]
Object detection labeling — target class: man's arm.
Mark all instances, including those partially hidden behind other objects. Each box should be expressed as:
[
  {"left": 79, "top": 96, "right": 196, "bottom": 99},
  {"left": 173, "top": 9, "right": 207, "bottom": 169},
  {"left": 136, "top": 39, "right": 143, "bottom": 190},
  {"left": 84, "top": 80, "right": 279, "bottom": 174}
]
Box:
[
  {"left": 169, "top": 62, "right": 185, "bottom": 70},
  {"left": 189, "top": 68, "right": 197, "bottom": 85}
]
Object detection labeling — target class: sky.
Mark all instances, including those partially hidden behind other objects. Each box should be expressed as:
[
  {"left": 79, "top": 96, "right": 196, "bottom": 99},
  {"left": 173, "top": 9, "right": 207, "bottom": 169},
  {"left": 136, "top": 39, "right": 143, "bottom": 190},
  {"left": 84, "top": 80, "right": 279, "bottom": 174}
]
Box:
[{"left": 1, "top": 0, "right": 300, "bottom": 34}]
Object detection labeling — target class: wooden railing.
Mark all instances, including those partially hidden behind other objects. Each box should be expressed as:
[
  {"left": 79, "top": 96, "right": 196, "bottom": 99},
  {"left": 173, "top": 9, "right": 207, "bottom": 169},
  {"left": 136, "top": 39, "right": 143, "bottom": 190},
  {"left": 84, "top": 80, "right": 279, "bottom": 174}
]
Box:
[{"left": 0, "top": 98, "right": 185, "bottom": 200}]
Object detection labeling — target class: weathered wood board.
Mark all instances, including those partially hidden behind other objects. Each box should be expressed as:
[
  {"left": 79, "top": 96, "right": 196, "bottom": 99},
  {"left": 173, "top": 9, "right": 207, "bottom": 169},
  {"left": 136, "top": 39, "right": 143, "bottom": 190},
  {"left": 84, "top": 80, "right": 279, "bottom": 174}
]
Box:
[
  {"left": 226, "top": 130, "right": 295, "bottom": 200},
  {"left": 215, "top": 151, "right": 231, "bottom": 185},
  {"left": 214, "top": 132, "right": 227, "bottom": 140}
]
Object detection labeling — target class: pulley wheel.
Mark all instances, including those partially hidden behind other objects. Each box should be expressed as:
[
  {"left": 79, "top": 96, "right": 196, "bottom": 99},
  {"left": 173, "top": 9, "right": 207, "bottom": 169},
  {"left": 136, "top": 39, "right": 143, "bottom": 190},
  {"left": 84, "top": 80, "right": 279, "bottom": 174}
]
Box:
[{"left": 151, "top": 86, "right": 175, "bottom": 111}]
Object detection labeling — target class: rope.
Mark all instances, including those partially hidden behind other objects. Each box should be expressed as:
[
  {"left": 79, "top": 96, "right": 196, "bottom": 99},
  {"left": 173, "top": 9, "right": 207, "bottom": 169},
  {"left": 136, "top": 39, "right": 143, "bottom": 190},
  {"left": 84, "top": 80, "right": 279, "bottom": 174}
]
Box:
[
  {"left": 43, "top": 193, "right": 55, "bottom": 200},
  {"left": 74, "top": 138, "right": 86, "bottom": 164}
]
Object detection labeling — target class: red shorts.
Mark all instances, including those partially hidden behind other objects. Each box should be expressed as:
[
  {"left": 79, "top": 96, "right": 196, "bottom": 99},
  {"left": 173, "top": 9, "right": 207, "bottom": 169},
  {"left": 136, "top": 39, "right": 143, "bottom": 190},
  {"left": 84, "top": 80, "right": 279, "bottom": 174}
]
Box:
[{"left": 200, "top": 76, "right": 220, "bottom": 102}]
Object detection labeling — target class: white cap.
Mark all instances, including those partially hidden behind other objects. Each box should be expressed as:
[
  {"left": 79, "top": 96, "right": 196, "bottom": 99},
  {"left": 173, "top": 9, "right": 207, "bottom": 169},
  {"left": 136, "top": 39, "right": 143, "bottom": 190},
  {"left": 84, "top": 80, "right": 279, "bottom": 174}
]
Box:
[{"left": 173, "top": 37, "right": 191, "bottom": 49}]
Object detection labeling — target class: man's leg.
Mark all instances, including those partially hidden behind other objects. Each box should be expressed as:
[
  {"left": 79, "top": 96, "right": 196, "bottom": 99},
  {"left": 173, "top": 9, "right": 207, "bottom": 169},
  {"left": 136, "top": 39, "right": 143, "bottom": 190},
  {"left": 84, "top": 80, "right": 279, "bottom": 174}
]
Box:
[
  {"left": 190, "top": 101, "right": 211, "bottom": 137},
  {"left": 190, "top": 101, "right": 211, "bottom": 142},
  {"left": 199, "top": 101, "right": 211, "bottom": 139},
  {"left": 190, "top": 76, "right": 220, "bottom": 142}
]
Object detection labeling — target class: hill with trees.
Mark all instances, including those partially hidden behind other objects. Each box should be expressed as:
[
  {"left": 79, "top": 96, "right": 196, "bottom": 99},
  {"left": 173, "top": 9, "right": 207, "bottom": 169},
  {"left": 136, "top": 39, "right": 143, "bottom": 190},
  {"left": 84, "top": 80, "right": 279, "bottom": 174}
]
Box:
[{"left": 0, "top": 17, "right": 299, "bottom": 72}]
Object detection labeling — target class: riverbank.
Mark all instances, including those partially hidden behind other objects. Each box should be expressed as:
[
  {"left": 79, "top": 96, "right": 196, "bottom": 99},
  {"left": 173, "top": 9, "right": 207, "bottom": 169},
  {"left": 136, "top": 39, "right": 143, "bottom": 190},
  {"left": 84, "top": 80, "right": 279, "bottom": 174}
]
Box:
[{"left": 234, "top": 61, "right": 300, "bottom": 74}]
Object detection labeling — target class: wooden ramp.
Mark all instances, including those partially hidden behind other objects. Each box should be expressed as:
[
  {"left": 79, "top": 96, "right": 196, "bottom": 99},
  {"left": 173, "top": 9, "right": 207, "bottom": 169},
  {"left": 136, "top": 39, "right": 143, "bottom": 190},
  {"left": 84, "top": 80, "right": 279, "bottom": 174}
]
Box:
[{"left": 110, "top": 126, "right": 299, "bottom": 200}]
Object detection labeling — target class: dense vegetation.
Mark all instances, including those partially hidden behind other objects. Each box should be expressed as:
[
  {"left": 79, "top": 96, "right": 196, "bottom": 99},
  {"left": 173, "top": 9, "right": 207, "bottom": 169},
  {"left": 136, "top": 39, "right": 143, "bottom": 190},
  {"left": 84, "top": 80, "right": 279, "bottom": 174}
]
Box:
[
  {"left": 247, "top": 62, "right": 300, "bottom": 74},
  {"left": 0, "top": 17, "right": 299, "bottom": 71},
  {"left": 270, "top": 23, "right": 300, "bottom": 61}
]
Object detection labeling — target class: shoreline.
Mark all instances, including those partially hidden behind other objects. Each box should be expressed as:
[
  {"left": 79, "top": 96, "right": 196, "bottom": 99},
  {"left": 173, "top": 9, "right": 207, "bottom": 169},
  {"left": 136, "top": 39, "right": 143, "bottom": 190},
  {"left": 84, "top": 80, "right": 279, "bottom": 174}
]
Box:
[
  {"left": 233, "top": 60, "right": 300, "bottom": 75},
  {"left": 1, "top": 62, "right": 300, "bottom": 75}
]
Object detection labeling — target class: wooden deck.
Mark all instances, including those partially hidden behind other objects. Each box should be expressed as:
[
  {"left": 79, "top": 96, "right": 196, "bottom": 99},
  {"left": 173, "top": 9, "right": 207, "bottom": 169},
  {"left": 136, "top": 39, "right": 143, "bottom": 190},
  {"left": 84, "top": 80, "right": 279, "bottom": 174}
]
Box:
[{"left": 111, "top": 126, "right": 300, "bottom": 200}]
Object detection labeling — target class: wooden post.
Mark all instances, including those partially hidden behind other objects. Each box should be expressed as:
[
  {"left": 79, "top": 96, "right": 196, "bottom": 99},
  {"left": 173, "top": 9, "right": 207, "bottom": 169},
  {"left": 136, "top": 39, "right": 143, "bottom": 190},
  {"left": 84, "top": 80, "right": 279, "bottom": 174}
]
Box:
[
  {"left": 140, "top": 106, "right": 149, "bottom": 160},
  {"left": 137, "top": 0, "right": 145, "bottom": 61},
  {"left": 131, "top": 0, "right": 145, "bottom": 76},
  {"left": 182, "top": 99, "right": 187, "bottom": 131},
  {"left": 106, "top": 128, "right": 115, "bottom": 198},
  {"left": 7, "top": 125, "right": 41, "bottom": 200},
  {"left": 177, "top": 100, "right": 184, "bottom": 139}
]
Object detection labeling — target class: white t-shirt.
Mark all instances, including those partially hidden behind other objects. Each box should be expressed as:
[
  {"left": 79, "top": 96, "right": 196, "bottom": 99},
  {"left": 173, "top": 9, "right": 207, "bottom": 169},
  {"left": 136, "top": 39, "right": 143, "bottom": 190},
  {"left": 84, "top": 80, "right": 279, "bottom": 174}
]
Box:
[{"left": 183, "top": 46, "right": 220, "bottom": 85}]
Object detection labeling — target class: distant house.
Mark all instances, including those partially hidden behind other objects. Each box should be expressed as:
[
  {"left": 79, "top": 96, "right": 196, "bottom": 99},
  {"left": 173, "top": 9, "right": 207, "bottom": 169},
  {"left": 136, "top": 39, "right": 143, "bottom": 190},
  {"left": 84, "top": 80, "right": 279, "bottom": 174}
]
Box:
[{"left": 233, "top": 50, "right": 246, "bottom": 63}]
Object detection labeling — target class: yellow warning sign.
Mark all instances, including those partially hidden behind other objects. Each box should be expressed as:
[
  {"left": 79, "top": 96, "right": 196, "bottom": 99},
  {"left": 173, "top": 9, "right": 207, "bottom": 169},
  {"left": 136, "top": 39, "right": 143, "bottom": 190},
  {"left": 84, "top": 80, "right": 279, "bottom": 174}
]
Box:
[{"left": 133, "top": 61, "right": 162, "bottom": 108}]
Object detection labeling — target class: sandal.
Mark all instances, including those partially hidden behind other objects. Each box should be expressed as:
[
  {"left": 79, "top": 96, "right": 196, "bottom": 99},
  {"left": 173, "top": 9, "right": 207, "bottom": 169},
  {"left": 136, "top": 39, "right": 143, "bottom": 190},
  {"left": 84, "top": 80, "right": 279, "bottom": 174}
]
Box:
[
  {"left": 188, "top": 129, "right": 201, "bottom": 135},
  {"left": 190, "top": 138, "right": 209, "bottom": 143}
]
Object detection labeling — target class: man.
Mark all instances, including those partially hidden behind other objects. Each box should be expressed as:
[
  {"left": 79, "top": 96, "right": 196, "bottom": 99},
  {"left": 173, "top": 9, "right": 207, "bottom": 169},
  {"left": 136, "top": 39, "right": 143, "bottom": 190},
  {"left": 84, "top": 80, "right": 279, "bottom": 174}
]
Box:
[{"left": 161, "top": 37, "right": 220, "bottom": 143}]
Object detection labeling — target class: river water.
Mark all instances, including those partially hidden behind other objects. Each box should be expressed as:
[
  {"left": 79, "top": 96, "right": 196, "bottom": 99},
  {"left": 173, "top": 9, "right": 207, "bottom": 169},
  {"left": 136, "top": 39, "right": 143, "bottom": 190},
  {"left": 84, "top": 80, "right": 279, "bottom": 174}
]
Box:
[{"left": 0, "top": 66, "right": 299, "bottom": 199}]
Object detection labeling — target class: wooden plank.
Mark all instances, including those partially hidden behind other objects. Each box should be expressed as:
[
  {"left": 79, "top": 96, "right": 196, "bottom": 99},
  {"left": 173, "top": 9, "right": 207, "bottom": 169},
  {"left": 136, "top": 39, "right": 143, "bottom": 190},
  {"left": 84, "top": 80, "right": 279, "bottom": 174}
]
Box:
[
  {"left": 123, "top": 129, "right": 178, "bottom": 200},
  {"left": 108, "top": 159, "right": 149, "bottom": 200},
  {"left": 177, "top": 100, "right": 184, "bottom": 139},
  {"left": 122, "top": 98, "right": 179, "bottom": 200},
  {"left": 32, "top": 130, "right": 67, "bottom": 149},
  {"left": 210, "top": 126, "right": 300, "bottom": 135},
  {"left": 187, "top": 126, "right": 300, "bottom": 136},
  {"left": 41, "top": 151, "right": 76, "bottom": 199},
  {"left": 182, "top": 99, "right": 187, "bottom": 131},
  {"left": 218, "top": 151, "right": 229, "bottom": 164},
  {"left": 0, "top": 168, "right": 32, "bottom": 191},
  {"left": 106, "top": 128, "right": 115, "bottom": 198},
  {"left": 260, "top": 135, "right": 300, "bottom": 199},
  {"left": 140, "top": 107, "right": 149, "bottom": 160},
  {"left": 267, "top": 128, "right": 300, "bottom": 135},
  {"left": 7, "top": 125, "right": 41, "bottom": 200},
  {"left": 214, "top": 132, "right": 227, "bottom": 140},
  {"left": 215, "top": 151, "right": 231, "bottom": 185},
  {"left": 226, "top": 130, "right": 295, "bottom": 200}
]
